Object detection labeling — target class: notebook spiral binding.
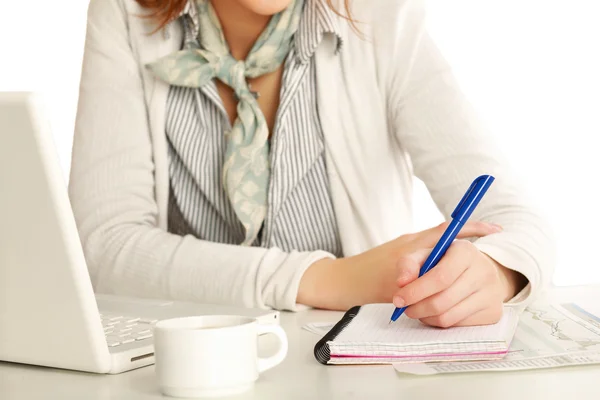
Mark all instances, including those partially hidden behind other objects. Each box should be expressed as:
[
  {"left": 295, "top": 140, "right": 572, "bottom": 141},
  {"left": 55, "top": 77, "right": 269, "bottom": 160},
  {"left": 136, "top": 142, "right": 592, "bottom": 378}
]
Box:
[{"left": 314, "top": 306, "right": 362, "bottom": 365}]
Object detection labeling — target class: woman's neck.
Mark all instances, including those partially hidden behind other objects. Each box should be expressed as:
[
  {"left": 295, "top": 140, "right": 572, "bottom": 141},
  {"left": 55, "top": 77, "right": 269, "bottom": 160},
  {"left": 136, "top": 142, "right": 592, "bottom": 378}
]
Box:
[{"left": 210, "top": 0, "right": 271, "bottom": 60}]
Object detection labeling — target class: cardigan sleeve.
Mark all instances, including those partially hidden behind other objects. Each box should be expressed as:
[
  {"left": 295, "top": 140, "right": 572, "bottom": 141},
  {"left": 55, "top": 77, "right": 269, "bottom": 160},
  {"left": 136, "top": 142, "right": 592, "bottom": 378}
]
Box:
[
  {"left": 68, "top": 0, "right": 333, "bottom": 311},
  {"left": 386, "top": 0, "right": 555, "bottom": 306}
]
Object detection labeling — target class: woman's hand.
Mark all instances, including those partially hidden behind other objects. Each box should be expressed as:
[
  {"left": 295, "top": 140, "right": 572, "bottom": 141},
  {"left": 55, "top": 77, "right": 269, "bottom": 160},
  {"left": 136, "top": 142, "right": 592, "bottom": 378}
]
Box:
[
  {"left": 298, "top": 221, "right": 512, "bottom": 315},
  {"left": 392, "top": 241, "right": 527, "bottom": 328}
]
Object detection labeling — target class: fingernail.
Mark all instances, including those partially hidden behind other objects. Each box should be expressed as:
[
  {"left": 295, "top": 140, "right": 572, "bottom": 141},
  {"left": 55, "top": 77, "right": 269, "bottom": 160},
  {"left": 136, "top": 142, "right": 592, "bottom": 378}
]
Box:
[
  {"left": 490, "top": 223, "right": 503, "bottom": 232},
  {"left": 393, "top": 296, "right": 405, "bottom": 308}
]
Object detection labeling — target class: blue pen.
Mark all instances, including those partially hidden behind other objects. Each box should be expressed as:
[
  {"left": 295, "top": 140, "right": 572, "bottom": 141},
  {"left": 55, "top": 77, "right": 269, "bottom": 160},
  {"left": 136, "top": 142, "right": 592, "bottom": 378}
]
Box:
[{"left": 389, "top": 175, "right": 495, "bottom": 323}]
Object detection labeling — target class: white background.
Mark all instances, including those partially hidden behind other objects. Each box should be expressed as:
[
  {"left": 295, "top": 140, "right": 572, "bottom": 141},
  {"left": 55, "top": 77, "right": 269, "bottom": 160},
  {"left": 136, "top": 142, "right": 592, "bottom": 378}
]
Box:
[{"left": 1, "top": 1, "right": 599, "bottom": 286}]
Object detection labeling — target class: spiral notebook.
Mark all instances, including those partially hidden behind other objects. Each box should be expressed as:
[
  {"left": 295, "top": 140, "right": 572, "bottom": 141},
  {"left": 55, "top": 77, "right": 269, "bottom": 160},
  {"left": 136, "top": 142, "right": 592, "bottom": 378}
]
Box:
[{"left": 314, "top": 304, "right": 520, "bottom": 365}]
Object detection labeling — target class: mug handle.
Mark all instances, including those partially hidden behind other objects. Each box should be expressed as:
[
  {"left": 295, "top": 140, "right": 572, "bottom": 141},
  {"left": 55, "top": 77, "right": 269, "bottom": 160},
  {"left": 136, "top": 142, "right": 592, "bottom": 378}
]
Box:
[{"left": 257, "top": 324, "right": 288, "bottom": 373}]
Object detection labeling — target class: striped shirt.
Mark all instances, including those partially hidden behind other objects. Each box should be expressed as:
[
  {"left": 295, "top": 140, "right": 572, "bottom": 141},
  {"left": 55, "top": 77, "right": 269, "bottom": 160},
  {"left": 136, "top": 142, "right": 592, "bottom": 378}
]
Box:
[{"left": 166, "top": 0, "right": 343, "bottom": 257}]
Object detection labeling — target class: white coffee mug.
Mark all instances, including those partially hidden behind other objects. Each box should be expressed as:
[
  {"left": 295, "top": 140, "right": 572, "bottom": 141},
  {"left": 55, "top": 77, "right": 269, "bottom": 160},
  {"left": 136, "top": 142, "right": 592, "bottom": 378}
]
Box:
[{"left": 153, "top": 315, "right": 288, "bottom": 398}]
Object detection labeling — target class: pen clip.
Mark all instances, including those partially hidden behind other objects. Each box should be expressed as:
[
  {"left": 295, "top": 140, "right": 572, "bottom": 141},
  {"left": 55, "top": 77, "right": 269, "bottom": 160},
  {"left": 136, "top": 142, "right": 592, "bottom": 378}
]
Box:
[{"left": 451, "top": 175, "right": 493, "bottom": 219}]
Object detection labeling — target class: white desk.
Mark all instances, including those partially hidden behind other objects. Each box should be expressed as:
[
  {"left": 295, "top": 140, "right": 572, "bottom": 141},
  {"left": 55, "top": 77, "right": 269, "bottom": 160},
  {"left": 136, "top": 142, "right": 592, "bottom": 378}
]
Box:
[{"left": 1, "top": 286, "right": 599, "bottom": 400}]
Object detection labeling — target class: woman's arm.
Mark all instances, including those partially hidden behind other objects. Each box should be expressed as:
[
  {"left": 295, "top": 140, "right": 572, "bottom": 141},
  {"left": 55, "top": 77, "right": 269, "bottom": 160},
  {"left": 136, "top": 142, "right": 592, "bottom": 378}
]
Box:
[
  {"left": 68, "top": 0, "right": 333, "bottom": 310},
  {"left": 386, "top": 0, "right": 555, "bottom": 307}
]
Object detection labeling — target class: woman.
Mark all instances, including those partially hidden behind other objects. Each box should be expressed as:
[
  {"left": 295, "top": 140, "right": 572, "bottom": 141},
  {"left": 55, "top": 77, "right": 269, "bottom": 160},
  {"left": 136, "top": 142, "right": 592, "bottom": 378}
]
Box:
[{"left": 69, "top": 0, "right": 554, "bottom": 328}]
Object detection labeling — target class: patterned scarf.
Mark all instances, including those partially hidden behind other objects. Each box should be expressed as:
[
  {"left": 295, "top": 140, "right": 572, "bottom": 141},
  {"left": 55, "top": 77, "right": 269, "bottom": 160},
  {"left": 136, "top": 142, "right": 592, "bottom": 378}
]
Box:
[{"left": 147, "top": 0, "right": 304, "bottom": 245}]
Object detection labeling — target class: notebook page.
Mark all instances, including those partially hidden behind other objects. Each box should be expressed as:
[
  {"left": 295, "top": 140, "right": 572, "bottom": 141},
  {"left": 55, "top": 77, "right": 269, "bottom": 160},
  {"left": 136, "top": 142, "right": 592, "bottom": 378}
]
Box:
[{"left": 333, "top": 304, "right": 518, "bottom": 346}]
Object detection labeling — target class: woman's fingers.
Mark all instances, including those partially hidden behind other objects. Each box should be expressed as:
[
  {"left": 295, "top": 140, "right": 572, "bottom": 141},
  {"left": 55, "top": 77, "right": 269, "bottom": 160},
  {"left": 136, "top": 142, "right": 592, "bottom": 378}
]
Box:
[
  {"left": 456, "top": 221, "right": 502, "bottom": 239},
  {"left": 404, "top": 264, "right": 481, "bottom": 319},
  {"left": 418, "top": 289, "right": 502, "bottom": 328},
  {"left": 451, "top": 303, "right": 505, "bottom": 327},
  {"left": 415, "top": 221, "right": 502, "bottom": 249},
  {"left": 395, "top": 248, "right": 431, "bottom": 287},
  {"left": 394, "top": 221, "right": 501, "bottom": 290},
  {"left": 393, "top": 240, "right": 475, "bottom": 308}
]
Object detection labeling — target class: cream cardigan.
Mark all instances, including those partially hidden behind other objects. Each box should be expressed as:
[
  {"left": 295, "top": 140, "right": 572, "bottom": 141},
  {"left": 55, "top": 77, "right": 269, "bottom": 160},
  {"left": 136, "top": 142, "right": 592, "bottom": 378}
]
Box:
[{"left": 68, "top": 0, "right": 554, "bottom": 311}]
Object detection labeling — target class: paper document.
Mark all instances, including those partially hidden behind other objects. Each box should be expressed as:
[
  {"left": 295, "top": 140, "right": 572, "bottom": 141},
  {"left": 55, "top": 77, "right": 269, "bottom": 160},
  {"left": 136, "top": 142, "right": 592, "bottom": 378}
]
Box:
[
  {"left": 303, "top": 322, "right": 335, "bottom": 336},
  {"left": 394, "top": 302, "right": 600, "bottom": 375}
]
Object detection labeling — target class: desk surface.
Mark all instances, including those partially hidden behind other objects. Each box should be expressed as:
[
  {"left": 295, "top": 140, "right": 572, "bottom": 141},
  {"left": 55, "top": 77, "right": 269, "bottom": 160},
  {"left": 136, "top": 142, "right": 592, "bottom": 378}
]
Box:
[{"left": 1, "top": 286, "right": 599, "bottom": 400}]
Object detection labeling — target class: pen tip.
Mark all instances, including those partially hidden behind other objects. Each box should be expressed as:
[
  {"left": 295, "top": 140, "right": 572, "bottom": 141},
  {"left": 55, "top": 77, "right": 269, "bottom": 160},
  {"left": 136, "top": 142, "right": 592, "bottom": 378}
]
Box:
[{"left": 388, "top": 320, "right": 392, "bottom": 325}]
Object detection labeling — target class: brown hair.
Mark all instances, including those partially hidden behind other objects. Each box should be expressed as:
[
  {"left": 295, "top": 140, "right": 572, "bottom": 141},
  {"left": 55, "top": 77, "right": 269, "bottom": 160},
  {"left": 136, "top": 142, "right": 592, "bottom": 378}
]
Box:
[{"left": 135, "top": 0, "right": 355, "bottom": 32}]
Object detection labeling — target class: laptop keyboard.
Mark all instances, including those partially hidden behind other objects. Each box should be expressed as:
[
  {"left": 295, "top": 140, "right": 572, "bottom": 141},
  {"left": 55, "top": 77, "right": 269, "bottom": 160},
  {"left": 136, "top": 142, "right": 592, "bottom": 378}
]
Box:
[{"left": 100, "top": 313, "right": 158, "bottom": 348}]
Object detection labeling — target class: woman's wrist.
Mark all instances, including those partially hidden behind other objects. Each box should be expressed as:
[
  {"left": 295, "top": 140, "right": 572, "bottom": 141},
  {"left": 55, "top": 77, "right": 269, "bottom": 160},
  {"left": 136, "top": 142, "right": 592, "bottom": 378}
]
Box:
[
  {"left": 485, "top": 255, "right": 528, "bottom": 301},
  {"left": 297, "top": 257, "right": 346, "bottom": 309}
]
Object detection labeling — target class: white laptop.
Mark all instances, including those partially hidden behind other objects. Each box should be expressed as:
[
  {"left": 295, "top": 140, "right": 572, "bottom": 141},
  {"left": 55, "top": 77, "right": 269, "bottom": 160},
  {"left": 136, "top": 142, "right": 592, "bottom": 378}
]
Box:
[{"left": 0, "top": 92, "right": 279, "bottom": 374}]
